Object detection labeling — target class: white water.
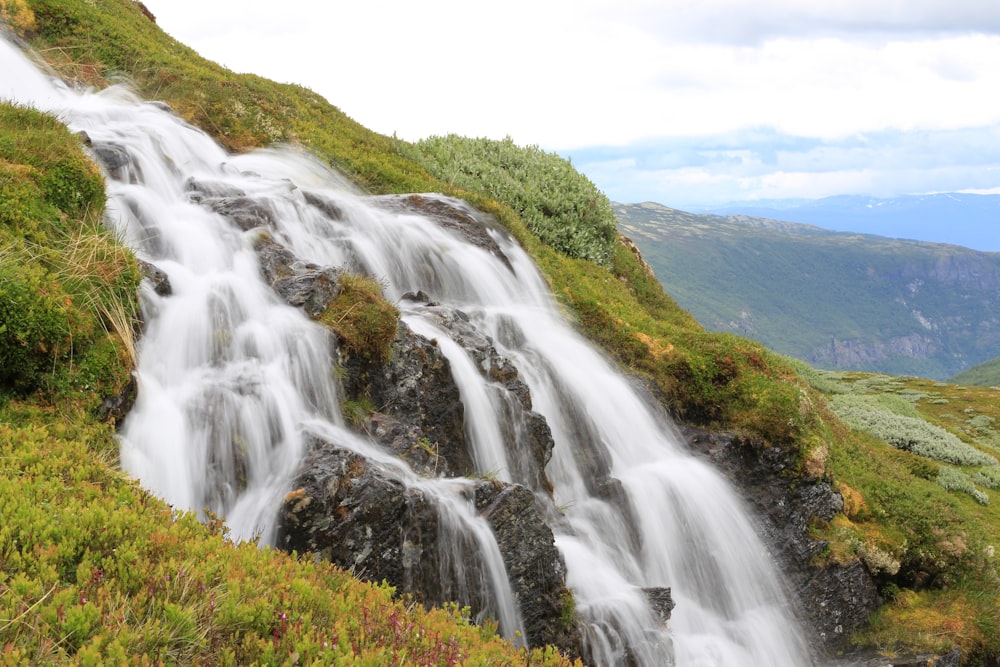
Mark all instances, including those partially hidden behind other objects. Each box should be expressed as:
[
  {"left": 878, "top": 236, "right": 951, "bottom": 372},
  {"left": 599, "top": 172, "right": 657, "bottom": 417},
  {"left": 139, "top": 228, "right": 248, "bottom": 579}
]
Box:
[{"left": 3, "top": 33, "right": 814, "bottom": 665}]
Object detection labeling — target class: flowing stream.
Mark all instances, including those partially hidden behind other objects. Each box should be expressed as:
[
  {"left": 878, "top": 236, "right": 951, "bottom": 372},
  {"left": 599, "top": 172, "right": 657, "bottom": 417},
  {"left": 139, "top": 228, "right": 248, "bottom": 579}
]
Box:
[{"left": 3, "top": 33, "right": 814, "bottom": 666}]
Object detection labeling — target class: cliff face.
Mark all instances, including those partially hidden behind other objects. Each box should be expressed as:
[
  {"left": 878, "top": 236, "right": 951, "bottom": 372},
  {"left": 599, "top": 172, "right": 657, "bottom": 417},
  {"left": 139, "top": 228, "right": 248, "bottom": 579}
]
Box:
[{"left": 615, "top": 202, "right": 1000, "bottom": 379}]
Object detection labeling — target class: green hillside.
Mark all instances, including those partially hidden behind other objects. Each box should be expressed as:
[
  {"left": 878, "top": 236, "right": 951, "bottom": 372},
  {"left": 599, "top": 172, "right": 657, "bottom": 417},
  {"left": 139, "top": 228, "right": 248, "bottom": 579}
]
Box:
[
  {"left": 5, "top": 0, "right": 1000, "bottom": 663},
  {"left": 950, "top": 356, "right": 1000, "bottom": 387},
  {"left": 615, "top": 201, "right": 1000, "bottom": 380}
]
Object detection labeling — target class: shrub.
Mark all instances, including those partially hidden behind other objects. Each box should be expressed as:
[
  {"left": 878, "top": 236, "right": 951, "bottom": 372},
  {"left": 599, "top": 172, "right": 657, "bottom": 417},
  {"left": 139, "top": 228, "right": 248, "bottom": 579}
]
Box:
[
  {"left": 408, "top": 135, "right": 618, "bottom": 267},
  {"left": 830, "top": 394, "right": 998, "bottom": 467},
  {"left": 937, "top": 467, "right": 990, "bottom": 506}
]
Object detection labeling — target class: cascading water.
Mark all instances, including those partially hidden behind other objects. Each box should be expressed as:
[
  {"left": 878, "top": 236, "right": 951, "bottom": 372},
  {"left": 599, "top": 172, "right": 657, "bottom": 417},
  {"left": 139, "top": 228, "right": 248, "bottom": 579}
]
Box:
[{"left": 3, "top": 32, "right": 815, "bottom": 665}]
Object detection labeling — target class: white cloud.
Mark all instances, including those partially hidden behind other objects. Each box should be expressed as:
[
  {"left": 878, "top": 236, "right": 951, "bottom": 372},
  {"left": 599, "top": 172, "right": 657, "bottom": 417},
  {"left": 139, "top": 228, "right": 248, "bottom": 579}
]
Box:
[{"left": 141, "top": 0, "right": 1000, "bottom": 206}]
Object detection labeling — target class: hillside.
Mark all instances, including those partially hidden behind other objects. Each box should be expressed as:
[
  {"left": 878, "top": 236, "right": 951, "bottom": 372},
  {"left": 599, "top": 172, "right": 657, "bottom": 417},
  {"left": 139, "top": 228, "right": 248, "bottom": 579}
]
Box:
[
  {"left": 5, "top": 0, "right": 1000, "bottom": 664},
  {"left": 615, "top": 201, "right": 1000, "bottom": 379},
  {"left": 950, "top": 356, "right": 1000, "bottom": 387}
]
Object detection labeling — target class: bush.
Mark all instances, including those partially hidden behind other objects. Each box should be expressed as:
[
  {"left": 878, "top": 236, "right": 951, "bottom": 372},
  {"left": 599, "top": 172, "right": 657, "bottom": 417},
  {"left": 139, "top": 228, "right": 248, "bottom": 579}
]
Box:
[
  {"left": 830, "top": 394, "right": 998, "bottom": 467},
  {"left": 409, "top": 135, "right": 618, "bottom": 267},
  {"left": 937, "top": 466, "right": 990, "bottom": 506}
]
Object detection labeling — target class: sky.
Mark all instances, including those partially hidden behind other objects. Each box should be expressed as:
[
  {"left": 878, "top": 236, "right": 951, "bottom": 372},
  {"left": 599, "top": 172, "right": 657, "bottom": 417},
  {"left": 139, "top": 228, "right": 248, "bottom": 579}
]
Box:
[{"left": 142, "top": 0, "right": 1000, "bottom": 210}]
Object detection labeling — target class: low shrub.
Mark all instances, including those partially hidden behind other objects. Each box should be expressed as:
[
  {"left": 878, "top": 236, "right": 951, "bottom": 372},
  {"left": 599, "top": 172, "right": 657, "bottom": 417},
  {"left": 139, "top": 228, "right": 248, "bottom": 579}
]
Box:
[
  {"left": 408, "top": 135, "right": 618, "bottom": 267},
  {"left": 830, "top": 394, "right": 998, "bottom": 467}
]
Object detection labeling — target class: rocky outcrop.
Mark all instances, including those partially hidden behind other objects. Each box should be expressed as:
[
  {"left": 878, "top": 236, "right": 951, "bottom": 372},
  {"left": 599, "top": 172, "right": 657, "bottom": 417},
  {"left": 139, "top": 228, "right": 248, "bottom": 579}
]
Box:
[
  {"left": 681, "top": 425, "right": 882, "bottom": 656},
  {"left": 811, "top": 334, "right": 936, "bottom": 369},
  {"left": 253, "top": 235, "right": 341, "bottom": 318},
  {"left": 185, "top": 178, "right": 277, "bottom": 232},
  {"left": 276, "top": 435, "right": 579, "bottom": 655},
  {"left": 371, "top": 194, "right": 515, "bottom": 273},
  {"left": 341, "top": 320, "right": 474, "bottom": 478}
]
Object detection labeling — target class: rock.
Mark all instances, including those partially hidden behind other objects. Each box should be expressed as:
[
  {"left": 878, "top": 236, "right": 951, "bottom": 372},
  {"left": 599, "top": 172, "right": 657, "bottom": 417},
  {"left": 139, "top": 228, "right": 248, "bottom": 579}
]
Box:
[
  {"left": 138, "top": 259, "right": 171, "bottom": 296},
  {"left": 91, "top": 141, "right": 142, "bottom": 183},
  {"left": 371, "top": 194, "right": 515, "bottom": 273},
  {"left": 96, "top": 375, "right": 136, "bottom": 428},
  {"left": 412, "top": 304, "right": 556, "bottom": 490},
  {"left": 341, "top": 320, "right": 473, "bottom": 478},
  {"left": 276, "top": 436, "right": 581, "bottom": 657},
  {"left": 642, "top": 587, "right": 674, "bottom": 625},
  {"left": 473, "top": 480, "right": 580, "bottom": 656},
  {"left": 682, "top": 425, "right": 882, "bottom": 656},
  {"left": 253, "top": 235, "right": 341, "bottom": 318}
]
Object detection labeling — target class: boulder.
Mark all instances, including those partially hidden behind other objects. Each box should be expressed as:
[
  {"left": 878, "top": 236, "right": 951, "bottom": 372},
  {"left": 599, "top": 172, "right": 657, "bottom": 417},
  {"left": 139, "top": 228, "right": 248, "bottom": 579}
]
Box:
[
  {"left": 371, "top": 194, "right": 514, "bottom": 273},
  {"left": 276, "top": 436, "right": 581, "bottom": 657}
]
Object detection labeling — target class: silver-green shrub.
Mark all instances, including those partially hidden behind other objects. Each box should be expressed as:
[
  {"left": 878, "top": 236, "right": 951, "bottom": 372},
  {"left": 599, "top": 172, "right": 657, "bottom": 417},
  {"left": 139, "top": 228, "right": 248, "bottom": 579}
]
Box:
[
  {"left": 938, "top": 466, "right": 990, "bottom": 505},
  {"left": 831, "top": 394, "right": 998, "bottom": 467},
  {"left": 409, "top": 135, "right": 618, "bottom": 267}
]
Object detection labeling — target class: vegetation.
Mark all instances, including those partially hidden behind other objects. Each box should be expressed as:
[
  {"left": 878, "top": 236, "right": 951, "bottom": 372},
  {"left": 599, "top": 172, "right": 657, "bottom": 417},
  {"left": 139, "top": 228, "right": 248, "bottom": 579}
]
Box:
[
  {"left": 6, "top": 0, "right": 1000, "bottom": 663},
  {"left": 614, "top": 202, "right": 1000, "bottom": 380},
  {"left": 407, "top": 135, "right": 618, "bottom": 267},
  {"left": 318, "top": 273, "right": 399, "bottom": 364},
  {"left": 797, "top": 366, "right": 1000, "bottom": 657},
  {"left": 950, "top": 355, "right": 1000, "bottom": 387}
]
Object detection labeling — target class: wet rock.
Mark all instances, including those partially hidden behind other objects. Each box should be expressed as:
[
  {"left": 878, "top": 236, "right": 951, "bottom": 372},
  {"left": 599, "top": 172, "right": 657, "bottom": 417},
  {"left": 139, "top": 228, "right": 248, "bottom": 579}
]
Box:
[
  {"left": 302, "top": 190, "right": 345, "bottom": 221},
  {"left": 682, "top": 425, "right": 882, "bottom": 656},
  {"left": 371, "top": 194, "right": 514, "bottom": 273},
  {"left": 254, "top": 235, "right": 341, "bottom": 318},
  {"left": 415, "top": 305, "right": 556, "bottom": 490},
  {"left": 474, "top": 480, "right": 580, "bottom": 656},
  {"left": 276, "top": 437, "right": 440, "bottom": 589},
  {"left": 138, "top": 259, "right": 171, "bottom": 296},
  {"left": 185, "top": 177, "right": 275, "bottom": 231},
  {"left": 96, "top": 375, "right": 137, "bottom": 428},
  {"left": 276, "top": 436, "right": 581, "bottom": 657},
  {"left": 642, "top": 587, "right": 674, "bottom": 625},
  {"left": 341, "top": 320, "right": 473, "bottom": 478},
  {"left": 91, "top": 141, "right": 142, "bottom": 183}
]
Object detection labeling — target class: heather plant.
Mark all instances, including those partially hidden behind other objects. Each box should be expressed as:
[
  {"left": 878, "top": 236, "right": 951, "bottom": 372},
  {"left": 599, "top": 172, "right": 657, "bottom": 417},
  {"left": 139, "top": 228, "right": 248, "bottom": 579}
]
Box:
[{"left": 408, "top": 135, "right": 618, "bottom": 267}]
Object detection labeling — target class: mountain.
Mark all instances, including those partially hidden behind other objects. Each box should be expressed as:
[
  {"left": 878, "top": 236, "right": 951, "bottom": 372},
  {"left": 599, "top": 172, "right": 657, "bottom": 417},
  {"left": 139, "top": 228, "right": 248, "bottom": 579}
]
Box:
[
  {"left": 950, "top": 355, "right": 1000, "bottom": 386},
  {"left": 615, "top": 201, "right": 1000, "bottom": 380},
  {"left": 702, "top": 193, "right": 1000, "bottom": 251}
]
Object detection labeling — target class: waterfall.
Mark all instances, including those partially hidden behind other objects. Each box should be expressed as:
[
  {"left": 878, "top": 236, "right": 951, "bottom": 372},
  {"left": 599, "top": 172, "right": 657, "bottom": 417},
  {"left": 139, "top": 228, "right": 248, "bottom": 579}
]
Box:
[{"left": 2, "top": 34, "right": 814, "bottom": 665}]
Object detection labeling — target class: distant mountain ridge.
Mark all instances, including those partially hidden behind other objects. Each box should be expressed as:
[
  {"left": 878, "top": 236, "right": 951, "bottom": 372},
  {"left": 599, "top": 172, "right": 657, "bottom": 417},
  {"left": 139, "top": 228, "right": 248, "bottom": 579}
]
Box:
[
  {"left": 615, "top": 201, "right": 1000, "bottom": 380},
  {"left": 701, "top": 193, "right": 1000, "bottom": 251}
]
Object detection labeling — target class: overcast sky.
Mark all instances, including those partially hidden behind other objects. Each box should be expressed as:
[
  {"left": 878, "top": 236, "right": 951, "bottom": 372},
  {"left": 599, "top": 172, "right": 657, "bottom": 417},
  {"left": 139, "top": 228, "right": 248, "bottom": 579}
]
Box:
[{"left": 142, "top": 0, "right": 1000, "bottom": 209}]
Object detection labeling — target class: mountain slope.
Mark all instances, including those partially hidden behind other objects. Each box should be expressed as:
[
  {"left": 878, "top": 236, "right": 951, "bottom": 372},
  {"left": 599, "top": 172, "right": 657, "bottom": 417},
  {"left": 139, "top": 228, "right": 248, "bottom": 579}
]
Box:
[
  {"left": 950, "top": 356, "right": 1000, "bottom": 387},
  {"left": 615, "top": 201, "right": 1000, "bottom": 379}
]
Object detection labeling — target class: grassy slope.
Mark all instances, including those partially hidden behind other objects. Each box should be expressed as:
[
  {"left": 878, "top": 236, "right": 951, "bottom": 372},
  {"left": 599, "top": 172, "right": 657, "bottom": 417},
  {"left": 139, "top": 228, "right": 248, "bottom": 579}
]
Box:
[{"left": 4, "top": 0, "right": 1000, "bottom": 662}]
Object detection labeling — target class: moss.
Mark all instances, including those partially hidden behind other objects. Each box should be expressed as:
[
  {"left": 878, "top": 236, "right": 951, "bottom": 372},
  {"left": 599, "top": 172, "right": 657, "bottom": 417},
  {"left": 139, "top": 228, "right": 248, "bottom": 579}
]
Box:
[{"left": 318, "top": 273, "right": 399, "bottom": 364}]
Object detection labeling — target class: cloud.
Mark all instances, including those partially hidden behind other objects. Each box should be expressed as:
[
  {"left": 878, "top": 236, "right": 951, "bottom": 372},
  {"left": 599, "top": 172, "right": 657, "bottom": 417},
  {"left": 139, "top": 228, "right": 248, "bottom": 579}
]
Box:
[
  {"left": 568, "top": 126, "right": 1000, "bottom": 206},
  {"left": 142, "top": 0, "right": 1000, "bottom": 209},
  {"left": 613, "top": 0, "right": 1000, "bottom": 45}
]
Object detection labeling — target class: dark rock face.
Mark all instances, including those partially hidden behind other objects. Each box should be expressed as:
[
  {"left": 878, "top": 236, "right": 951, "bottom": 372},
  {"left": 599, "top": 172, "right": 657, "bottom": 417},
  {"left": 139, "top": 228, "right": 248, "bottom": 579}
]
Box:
[
  {"left": 682, "top": 425, "right": 882, "bottom": 656},
  {"left": 276, "top": 436, "right": 579, "bottom": 655},
  {"left": 342, "top": 320, "right": 474, "bottom": 478},
  {"left": 253, "top": 235, "right": 341, "bottom": 318},
  {"left": 138, "top": 259, "right": 171, "bottom": 297},
  {"left": 91, "top": 141, "right": 142, "bottom": 183},
  {"left": 186, "top": 178, "right": 276, "bottom": 231},
  {"left": 413, "top": 302, "right": 556, "bottom": 491},
  {"left": 371, "top": 194, "right": 515, "bottom": 273},
  {"left": 473, "top": 480, "right": 579, "bottom": 654}
]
